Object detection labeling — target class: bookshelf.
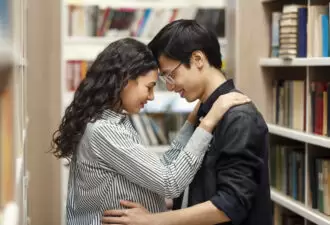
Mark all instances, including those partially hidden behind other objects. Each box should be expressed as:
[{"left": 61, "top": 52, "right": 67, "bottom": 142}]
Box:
[
  {"left": 271, "top": 188, "right": 330, "bottom": 225},
  {"left": 0, "top": 0, "right": 28, "bottom": 224},
  {"left": 59, "top": 0, "right": 228, "bottom": 224},
  {"left": 260, "top": 57, "right": 330, "bottom": 66},
  {"left": 234, "top": 0, "right": 330, "bottom": 224},
  {"left": 64, "top": 37, "right": 227, "bottom": 61}
]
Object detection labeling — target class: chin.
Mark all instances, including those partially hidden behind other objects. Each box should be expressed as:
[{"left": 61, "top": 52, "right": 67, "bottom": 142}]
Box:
[
  {"left": 123, "top": 108, "right": 140, "bottom": 115},
  {"left": 133, "top": 108, "right": 141, "bottom": 114},
  {"left": 184, "top": 95, "right": 198, "bottom": 103}
]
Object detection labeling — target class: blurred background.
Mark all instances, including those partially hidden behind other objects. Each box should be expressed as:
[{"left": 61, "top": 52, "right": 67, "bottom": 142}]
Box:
[{"left": 1, "top": 0, "right": 330, "bottom": 224}]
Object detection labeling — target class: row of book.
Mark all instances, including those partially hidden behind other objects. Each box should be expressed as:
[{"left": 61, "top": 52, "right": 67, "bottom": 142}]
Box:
[
  {"left": 273, "top": 203, "right": 314, "bottom": 225},
  {"left": 272, "top": 80, "right": 330, "bottom": 136},
  {"left": 65, "top": 60, "right": 167, "bottom": 92},
  {"left": 67, "top": 5, "right": 225, "bottom": 38},
  {"left": 309, "top": 157, "right": 330, "bottom": 215},
  {"left": 269, "top": 144, "right": 305, "bottom": 203},
  {"left": 65, "top": 60, "right": 91, "bottom": 92},
  {"left": 311, "top": 81, "right": 330, "bottom": 136},
  {"left": 269, "top": 143, "right": 330, "bottom": 216},
  {"left": 271, "top": 3, "right": 330, "bottom": 58},
  {"left": 130, "top": 113, "right": 188, "bottom": 146},
  {"left": 272, "top": 80, "right": 305, "bottom": 131}
]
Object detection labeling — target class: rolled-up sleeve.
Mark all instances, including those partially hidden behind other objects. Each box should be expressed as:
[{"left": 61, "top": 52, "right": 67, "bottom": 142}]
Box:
[
  {"left": 161, "top": 120, "right": 195, "bottom": 165},
  {"left": 210, "top": 112, "right": 265, "bottom": 225},
  {"left": 91, "top": 120, "right": 212, "bottom": 199}
]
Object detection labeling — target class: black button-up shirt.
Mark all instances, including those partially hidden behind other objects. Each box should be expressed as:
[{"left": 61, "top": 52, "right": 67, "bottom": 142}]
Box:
[{"left": 173, "top": 79, "right": 272, "bottom": 225}]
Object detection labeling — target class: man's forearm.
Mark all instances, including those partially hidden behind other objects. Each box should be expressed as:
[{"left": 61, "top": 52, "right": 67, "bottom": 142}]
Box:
[{"left": 154, "top": 201, "right": 230, "bottom": 225}]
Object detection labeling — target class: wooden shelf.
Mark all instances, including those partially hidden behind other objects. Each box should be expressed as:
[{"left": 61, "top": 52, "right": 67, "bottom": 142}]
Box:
[
  {"left": 267, "top": 123, "right": 330, "bottom": 148},
  {"left": 271, "top": 188, "right": 330, "bottom": 225},
  {"left": 259, "top": 57, "right": 330, "bottom": 67}
]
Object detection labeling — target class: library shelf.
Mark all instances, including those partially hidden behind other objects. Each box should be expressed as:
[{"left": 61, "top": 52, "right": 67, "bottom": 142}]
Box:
[
  {"left": 271, "top": 188, "right": 330, "bottom": 225},
  {"left": 267, "top": 123, "right": 330, "bottom": 149},
  {"left": 259, "top": 57, "right": 330, "bottom": 67},
  {"left": 63, "top": 37, "right": 227, "bottom": 61},
  {"left": 64, "top": 0, "right": 227, "bottom": 9}
]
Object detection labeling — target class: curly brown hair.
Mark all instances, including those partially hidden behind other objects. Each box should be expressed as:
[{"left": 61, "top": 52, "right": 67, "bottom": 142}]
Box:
[{"left": 50, "top": 38, "right": 158, "bottom": 160}]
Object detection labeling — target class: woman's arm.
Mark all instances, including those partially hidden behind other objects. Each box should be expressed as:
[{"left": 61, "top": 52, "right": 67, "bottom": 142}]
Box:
[
  {"left": 160, "top": 120, "right": 195, "bottom": 166},
  {"left": 160, "top": 101, "right": 201, "bottom": 165},
  {"left": 91, "top": 118, "right": 214, "bottom": 199}
]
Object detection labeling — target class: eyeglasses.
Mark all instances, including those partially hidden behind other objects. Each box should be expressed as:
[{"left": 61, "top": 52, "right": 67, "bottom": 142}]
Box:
[{"left": 159, "top": 63, "right": 181, "bottom": 85}]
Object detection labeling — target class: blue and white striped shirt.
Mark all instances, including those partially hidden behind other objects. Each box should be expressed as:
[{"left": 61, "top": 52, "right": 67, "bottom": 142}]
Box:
[{"left": 65, "top": 109, "right": 213, "bottom": 225}]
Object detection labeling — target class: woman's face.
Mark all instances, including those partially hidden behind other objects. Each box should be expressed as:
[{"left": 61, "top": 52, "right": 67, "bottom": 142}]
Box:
[{"left": 120, "top": 69, "right": 158, "bottom": 114}]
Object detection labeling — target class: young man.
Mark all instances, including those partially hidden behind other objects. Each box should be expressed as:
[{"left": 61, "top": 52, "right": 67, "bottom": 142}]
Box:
[{"left": 102, "top": 19, "right": 272, "bottom": 225}]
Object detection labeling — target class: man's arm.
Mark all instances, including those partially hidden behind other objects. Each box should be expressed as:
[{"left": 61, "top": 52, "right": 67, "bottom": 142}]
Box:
[
  {"left": 102, "top": 110, "right": 266, "bottom": 225},
  {"left": 153, "top": 201, "right": 230, "bottom": 225},
  {"left": 92, "top": 121, "right": 213, "bottom": 199},
  {"left": 160, "top": 101, "right": 200, "bottom": 165},
  {"left": 103, "top": 200, "right": 230, "bottom": 225},
  {"left": 209, "top": 110, "right": 266, "bottom": 225}
]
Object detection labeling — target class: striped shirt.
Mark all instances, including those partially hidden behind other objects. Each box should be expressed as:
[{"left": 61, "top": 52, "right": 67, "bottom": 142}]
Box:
[{"left": 66, "top": 109, "right": 213, "bottom": 225}]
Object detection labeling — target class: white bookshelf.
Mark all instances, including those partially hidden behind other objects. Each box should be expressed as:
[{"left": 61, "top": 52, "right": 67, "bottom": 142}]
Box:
[
  {"left": 64, "top": 0, "right": 227, "bottom": 9},
  {"left": 267, "top": 124, "right": 330, "bottom": 149},
  {"left": 60, "top": 0, "right": 228, "bottom": 224},
  {"left": 63, "top": 37, "right": 150, "bottom": 60},
  {"left": 0, "top": 0, "right": 28, "bottom": 224},
  {"left": 260, "top": 57, "right": 330, "bottom": 67},
  {"left": 233, "top": 0, "right": 330, "bottom": 224},
  {"left": 271, "top": 188, "right": 330, "bottom": 225},
  {"left": 64, "top": 37, "right": 227, "bottom": 60},
  {"left": 63, "top": 91, "right": 198, "bottom": 113}
]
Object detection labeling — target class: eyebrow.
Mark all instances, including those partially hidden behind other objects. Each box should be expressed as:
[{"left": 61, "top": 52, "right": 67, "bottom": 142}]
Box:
[
  {"left": 160, "top": 69, "right": 170, "bottom": 74},
  {"left": 149, "top": 82, "right": 156, "bottom": 86}
]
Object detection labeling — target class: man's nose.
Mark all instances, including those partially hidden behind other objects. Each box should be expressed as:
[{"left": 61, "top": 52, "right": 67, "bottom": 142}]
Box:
[{"left": 166, "top": 82, "right": 175, "bottom": 91}]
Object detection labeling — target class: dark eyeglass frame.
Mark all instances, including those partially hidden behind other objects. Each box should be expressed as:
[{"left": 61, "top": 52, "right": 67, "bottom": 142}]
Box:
[{"left": 159, "top": 63, "right": 181, "bottom": 85}]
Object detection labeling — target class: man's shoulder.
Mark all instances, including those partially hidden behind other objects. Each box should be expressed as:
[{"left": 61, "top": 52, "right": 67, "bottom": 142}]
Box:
[
  {"left": 218, "top": 101, "right": 268, "bottom": 133},
  {"left": 228, "top": 102, "right": 261, "bottom": 117},
  {"left": 225, "top": 89, "right": 264, "bottom": 118}
]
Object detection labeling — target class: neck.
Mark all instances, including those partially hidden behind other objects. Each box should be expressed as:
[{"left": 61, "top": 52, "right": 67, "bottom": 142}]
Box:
[{"left": 200, "top": 68, "right": 227, "bottom": 103}]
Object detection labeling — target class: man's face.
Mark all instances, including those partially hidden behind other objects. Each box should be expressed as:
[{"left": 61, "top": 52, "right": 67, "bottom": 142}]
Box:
[{"left": 158, "top": 54, "right": 205, "bottom": 102}]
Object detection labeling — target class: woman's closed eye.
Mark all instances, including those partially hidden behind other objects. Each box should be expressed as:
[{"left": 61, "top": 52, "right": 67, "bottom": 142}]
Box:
[{"left": 147, "top": 84, "right": 156, "bottom": 91}]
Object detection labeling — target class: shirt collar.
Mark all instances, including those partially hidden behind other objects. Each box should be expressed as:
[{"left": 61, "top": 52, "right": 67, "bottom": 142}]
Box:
[
  {"left": 101, "top": 109, "right": 127, "bottom": 123},
  {"left": 197, "top": 79, "right": 236, "bottom": 118}
]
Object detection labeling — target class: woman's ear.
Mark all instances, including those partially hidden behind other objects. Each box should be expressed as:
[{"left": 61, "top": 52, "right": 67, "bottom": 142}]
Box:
[{"left": 191, "top": 51, "right": 205, "bottom": 69}]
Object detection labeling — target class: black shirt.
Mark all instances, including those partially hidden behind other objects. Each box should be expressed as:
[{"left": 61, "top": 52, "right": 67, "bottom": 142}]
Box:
[{"left": 173, "top": 79, "right": 273, "bottom": 225}]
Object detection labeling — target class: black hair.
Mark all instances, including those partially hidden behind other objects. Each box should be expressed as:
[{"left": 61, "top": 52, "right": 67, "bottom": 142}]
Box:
[
  {"left": 50, "top": 38, "right": 158, "bottom": 160},
  {"left": 148, "top": 19, "right": 222, "bottom": 69}
]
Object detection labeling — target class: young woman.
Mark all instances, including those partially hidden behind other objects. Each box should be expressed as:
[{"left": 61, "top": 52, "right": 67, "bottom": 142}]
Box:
[{"left": 50, "top": 38, "right": 250, "bottom": 225}]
